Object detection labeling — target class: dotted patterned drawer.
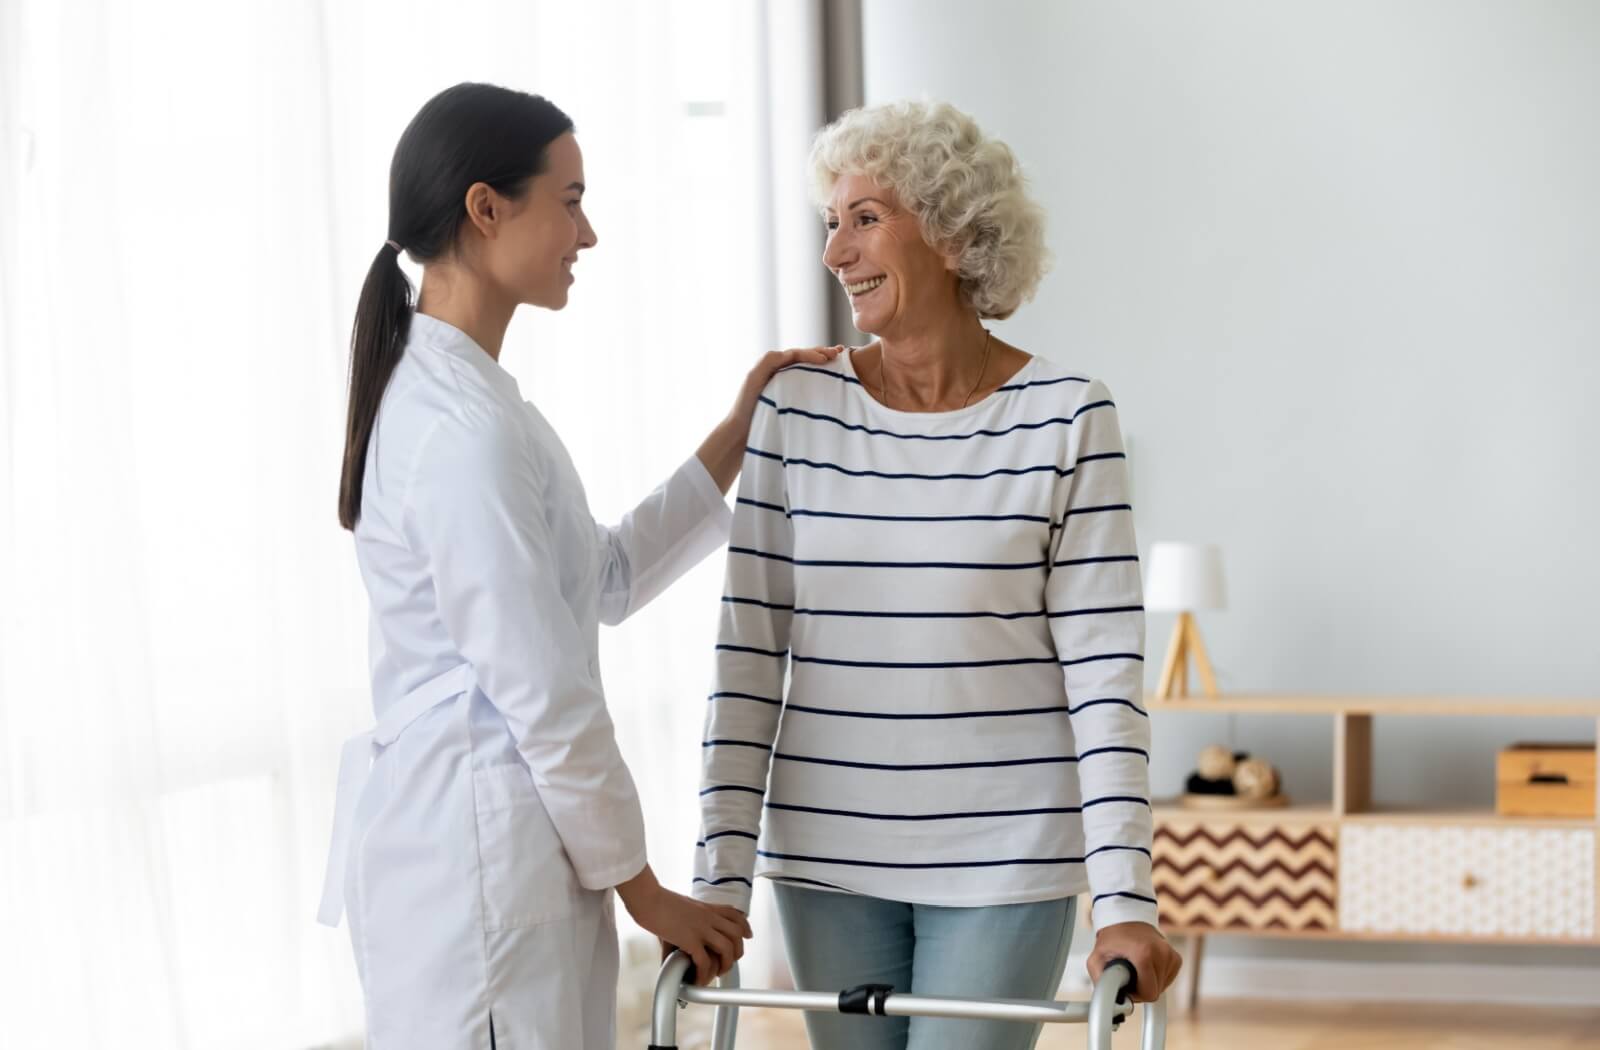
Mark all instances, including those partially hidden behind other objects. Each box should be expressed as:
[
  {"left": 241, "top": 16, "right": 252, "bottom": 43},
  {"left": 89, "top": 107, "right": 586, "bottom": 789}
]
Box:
[
  {"left": 1153, "top": 820, "right": 1337, "bottom": 931},
  {"left": 1341, "top": 824, "right": 1595, "bottom": 939}
]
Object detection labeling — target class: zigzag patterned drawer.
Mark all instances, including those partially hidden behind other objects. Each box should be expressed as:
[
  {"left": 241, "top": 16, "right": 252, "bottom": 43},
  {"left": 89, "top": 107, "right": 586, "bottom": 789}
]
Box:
[
  {"left": 1341, "top": 824, "right": 1595, "bottom": 939},
  {"left": 1152, "top": 820, "right": 1337, "bottom": 931}
]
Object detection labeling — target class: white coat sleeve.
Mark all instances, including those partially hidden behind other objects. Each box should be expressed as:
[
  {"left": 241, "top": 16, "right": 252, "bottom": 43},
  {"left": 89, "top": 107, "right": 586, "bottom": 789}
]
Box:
[
  {"left": 596, "top": 453, "right": 734, "bottom": 626},
  {"left": 1045, "top": 380, "right": 1160, "bottom": 932},
  {"left": 405, "top": 402, "right": 647, "bottom": 891}
]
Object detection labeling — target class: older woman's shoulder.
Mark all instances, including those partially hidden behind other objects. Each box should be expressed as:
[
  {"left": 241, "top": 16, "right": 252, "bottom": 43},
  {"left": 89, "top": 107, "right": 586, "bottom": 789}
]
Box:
[
  {"left": 768, "top": 352, "right": 857, "bottom": 405},
  {"left": 1007, "top": 353, "right": 1113, "bottom": 405}
]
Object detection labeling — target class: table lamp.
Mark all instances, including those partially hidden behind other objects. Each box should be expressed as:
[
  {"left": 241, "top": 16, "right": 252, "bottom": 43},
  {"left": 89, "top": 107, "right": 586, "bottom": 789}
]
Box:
[{"left": 1144, "top": 542, "right": 1226, "bottom": 700}]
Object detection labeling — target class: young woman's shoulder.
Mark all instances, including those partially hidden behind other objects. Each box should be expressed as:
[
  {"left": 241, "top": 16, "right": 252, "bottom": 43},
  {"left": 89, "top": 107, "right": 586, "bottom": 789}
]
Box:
[{"left": 409, "top": 399, "right": 542, "bottom": 497}]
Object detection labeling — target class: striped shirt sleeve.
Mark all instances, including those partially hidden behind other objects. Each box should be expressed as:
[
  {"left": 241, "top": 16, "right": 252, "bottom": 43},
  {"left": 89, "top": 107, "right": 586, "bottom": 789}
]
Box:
[
  {"left": 692, "top": 389, "right": 793, "bottom": 912},
  {"left": 1046, "top": 380, "right": 1159, "bottom": 931}
]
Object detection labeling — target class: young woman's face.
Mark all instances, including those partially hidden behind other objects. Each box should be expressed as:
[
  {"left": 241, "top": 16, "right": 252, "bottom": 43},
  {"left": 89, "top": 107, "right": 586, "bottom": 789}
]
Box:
[
  {"left": 821, "top": 173, "right": 958, "bottom": 336},
  {"left": 482, "top": 131, "right": 597, "bottom": 310}
]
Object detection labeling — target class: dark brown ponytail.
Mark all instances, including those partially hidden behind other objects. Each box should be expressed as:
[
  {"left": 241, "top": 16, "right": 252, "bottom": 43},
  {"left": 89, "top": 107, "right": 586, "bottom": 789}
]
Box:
[{"left": 338, "top": 243, "right": 414, "bottom": 529}]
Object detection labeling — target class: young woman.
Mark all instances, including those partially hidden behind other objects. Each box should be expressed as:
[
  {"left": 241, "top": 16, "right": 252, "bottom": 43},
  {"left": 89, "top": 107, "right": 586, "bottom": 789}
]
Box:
[{"left": 318, "top": 82, "right": 837, "bottom": 1050}]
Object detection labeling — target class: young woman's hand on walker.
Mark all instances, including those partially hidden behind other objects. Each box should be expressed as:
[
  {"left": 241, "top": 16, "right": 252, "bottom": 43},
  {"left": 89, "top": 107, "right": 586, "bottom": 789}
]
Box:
[
  {"left": 616, "top": 865, "right": 751, "bottom": 985},
  {"left": 697, "top": 345, "right": 845, "bottom": 493}
]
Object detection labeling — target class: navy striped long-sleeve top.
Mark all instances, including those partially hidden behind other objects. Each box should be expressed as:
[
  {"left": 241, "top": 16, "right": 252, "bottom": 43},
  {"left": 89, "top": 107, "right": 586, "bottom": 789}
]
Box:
[{"left": 692, "top": 351, "right": 1159, "bottom": 931}]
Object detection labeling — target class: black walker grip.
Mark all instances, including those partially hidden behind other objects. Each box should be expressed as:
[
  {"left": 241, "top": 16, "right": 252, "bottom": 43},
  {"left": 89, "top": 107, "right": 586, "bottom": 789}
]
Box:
[
  {"left": 1104, "top": 958, "right": 1138, "bottom": 1006},
  {"left": 839, "top": 983, "right": 895, "bottom": 1016}
]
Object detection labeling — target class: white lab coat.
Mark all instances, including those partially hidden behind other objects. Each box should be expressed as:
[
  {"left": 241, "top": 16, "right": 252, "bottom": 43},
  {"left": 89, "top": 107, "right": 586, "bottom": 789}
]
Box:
[{"left": 318, "top": 312, "right": 732, "bottom": 1050}]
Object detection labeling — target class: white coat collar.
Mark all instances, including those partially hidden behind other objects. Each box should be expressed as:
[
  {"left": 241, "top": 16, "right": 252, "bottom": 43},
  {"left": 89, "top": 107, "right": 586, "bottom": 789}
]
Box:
[{"left": 408, "top": 312, "right": 521, "bottom": 401}]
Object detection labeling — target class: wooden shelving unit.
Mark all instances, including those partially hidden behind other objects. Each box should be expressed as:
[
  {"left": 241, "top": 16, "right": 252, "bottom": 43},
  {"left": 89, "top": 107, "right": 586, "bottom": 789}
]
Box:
[{"left": 1146, "top": 695, "right": 1600, "bottom": 1008}]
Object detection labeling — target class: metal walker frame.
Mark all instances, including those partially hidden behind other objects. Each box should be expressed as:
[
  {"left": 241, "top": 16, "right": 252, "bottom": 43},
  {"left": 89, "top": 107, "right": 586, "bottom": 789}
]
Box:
[{"left": 647, "top": 950, "right": 1166, "bottom": 1049}]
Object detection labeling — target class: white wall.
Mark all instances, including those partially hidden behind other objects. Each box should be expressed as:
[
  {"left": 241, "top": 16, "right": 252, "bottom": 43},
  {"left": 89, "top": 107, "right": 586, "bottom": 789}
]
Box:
[{"left": 862, "top": 0, "right": 1600, "bottom": 968}]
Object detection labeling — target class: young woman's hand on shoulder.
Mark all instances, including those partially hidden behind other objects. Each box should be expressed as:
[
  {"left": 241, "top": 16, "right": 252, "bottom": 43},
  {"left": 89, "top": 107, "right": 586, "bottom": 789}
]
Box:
[
  {"left": 698, "top": 344, "right": 845, "bottom": 492},
  {"left": 726, "top": 345, "right": 844, "bottom": 433}
]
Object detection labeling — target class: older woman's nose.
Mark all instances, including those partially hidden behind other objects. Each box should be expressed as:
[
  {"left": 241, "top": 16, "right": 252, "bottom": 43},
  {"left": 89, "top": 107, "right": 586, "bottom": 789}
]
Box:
[{"left": 822, "top": 227, "right": 853, "bottom": 272}]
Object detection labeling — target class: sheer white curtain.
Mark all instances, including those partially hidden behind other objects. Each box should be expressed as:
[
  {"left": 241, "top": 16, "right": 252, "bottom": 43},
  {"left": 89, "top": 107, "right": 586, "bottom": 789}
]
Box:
[{"left": 0, "top": 2, "right": 833, "bottom": 1046}]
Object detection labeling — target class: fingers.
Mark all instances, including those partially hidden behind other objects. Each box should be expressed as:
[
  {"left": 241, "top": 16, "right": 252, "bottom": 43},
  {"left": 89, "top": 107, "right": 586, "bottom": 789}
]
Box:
[
  {"left": 702, "top": 927, "right": 738, "bottom": 974},
  {"left": 710, "top": 913, "right": 748, "bottom": 958},
  {"left": 1134, "top": 948, "right": 1162, "bottom": 1002},
  {"left": 708, "top": 927, "right": 742, "bottom": 968},
  {"left": 712, "top": 904, "right": 751, "bottom": 935},
  {"left": 713, "top": 905, "right": 754, "bottom": 939},
  {"left": 773, "top": 346, "right": 842, "bottom": 370},
  {"left": 688, "top": 944, "right": 715, "bottom": 987},
  {"left": 1134, "top": 957, "right": 1158, "bottom": 1002},
  {"left": 1130, "top": 944, "right": 1183, "bottom": 1002},
  {"left": 768, "top": 345, "right": 845, "bottom": 369},
  {"left": 1135, "top": 942, "right": 1180, "bottom": 1001}
]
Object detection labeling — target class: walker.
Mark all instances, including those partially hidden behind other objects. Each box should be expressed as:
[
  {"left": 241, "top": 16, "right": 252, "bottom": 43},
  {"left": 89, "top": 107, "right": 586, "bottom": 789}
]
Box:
[{"left": 647, "top": 950, "right": 1166, "bottom": 1049}]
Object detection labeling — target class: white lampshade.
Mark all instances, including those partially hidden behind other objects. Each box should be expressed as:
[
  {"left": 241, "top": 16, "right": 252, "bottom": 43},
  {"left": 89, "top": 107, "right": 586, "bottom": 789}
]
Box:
[{"left": 1144, "top": 542, "right": 1227, "bottom": 612}]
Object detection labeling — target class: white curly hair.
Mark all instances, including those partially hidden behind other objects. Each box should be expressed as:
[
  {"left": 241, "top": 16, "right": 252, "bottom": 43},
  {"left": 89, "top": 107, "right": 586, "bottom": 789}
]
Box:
[{"left": 808, "top": 100, "right": 1050, "bottom": 320}]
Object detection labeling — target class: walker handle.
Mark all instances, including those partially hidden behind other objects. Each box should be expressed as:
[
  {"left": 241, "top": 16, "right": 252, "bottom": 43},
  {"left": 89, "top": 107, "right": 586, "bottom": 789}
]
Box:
[
  {"left": 1088, "top": 958, "right": 1167, "bottom": 1050},
  {"left": 1105, "top": 958, "right": 1137, "bottom": 1004}
]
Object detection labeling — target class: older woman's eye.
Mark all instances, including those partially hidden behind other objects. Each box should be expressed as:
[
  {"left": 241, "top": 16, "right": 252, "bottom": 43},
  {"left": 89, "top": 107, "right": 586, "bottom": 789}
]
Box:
[
  {"left": 824, "top": 218, "right": 839, "bottom": 231},
  {"left": 857, "top": 213, "right": 878, "bottom": 226}
]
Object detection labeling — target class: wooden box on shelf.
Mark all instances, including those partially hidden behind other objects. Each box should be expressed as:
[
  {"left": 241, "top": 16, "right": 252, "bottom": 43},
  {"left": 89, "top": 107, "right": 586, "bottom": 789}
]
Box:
[{"left": 1496, "top": 743, "right": 1596, "bottom": 819}]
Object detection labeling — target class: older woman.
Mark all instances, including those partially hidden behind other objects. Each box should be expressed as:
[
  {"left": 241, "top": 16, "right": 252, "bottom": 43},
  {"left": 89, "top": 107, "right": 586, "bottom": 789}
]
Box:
[{"left": 691, "top": 101, "right": 1180, "bottom": 1050}]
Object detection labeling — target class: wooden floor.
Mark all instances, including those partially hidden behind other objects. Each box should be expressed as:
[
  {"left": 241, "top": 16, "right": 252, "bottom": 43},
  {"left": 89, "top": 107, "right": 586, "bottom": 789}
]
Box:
[{"left": 732, "top": 999, "right": 1600, "bottom": 1049}]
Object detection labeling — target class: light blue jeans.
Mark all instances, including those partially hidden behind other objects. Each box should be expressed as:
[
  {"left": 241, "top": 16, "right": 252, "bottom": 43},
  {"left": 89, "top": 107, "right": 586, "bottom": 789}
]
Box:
[{"left": 772, "top": 883, "right": 1077, "bottom": 1050}]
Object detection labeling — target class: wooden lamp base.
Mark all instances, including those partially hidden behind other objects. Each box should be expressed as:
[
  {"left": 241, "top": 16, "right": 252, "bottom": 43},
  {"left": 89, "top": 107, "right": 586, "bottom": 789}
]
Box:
[{"left": 1156, "top": 611, "right": 1218, "bottom": 701}]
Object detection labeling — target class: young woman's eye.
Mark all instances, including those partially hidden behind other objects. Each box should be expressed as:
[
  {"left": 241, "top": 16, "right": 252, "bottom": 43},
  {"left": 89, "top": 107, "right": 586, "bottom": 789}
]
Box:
[{"left": 566, "top": 199, "right": 582, "bottom": 212}]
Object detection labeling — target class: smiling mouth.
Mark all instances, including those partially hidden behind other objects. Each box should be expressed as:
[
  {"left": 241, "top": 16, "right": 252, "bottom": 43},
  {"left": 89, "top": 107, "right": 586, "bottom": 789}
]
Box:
[{"left": 845, "top": 276, "right": 885, "bottom": 296}]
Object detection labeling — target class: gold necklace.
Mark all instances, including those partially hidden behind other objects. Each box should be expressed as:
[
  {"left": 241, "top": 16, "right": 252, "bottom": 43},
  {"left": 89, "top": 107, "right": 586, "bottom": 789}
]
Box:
[{"left": 876, "top": 329, "right": 993, "bottom": 410}]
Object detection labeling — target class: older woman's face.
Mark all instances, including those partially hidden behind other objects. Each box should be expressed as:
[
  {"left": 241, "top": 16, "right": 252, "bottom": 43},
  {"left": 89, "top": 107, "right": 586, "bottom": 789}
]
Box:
[{"left": 822, "top": 174, "right": 959, "bottom": 335}]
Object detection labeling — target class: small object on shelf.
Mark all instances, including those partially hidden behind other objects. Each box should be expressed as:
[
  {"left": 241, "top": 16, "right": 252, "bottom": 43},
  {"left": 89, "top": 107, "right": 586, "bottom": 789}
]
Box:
[
  {"left": 1196, "top": 744, "right": 1237, "bottom": 780},
  {"left": 1180, "top": 746, "right": 1286, "bottom": 809},
  {"left": 1144, "top": 542, "right": 1226, "bottom": 701},
  {"left": 1233, "top": 757, "right": 1280, "bottom": 800},
  {"left": 1495, "top": 742, "right": 1596, "bottom": 818}
]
